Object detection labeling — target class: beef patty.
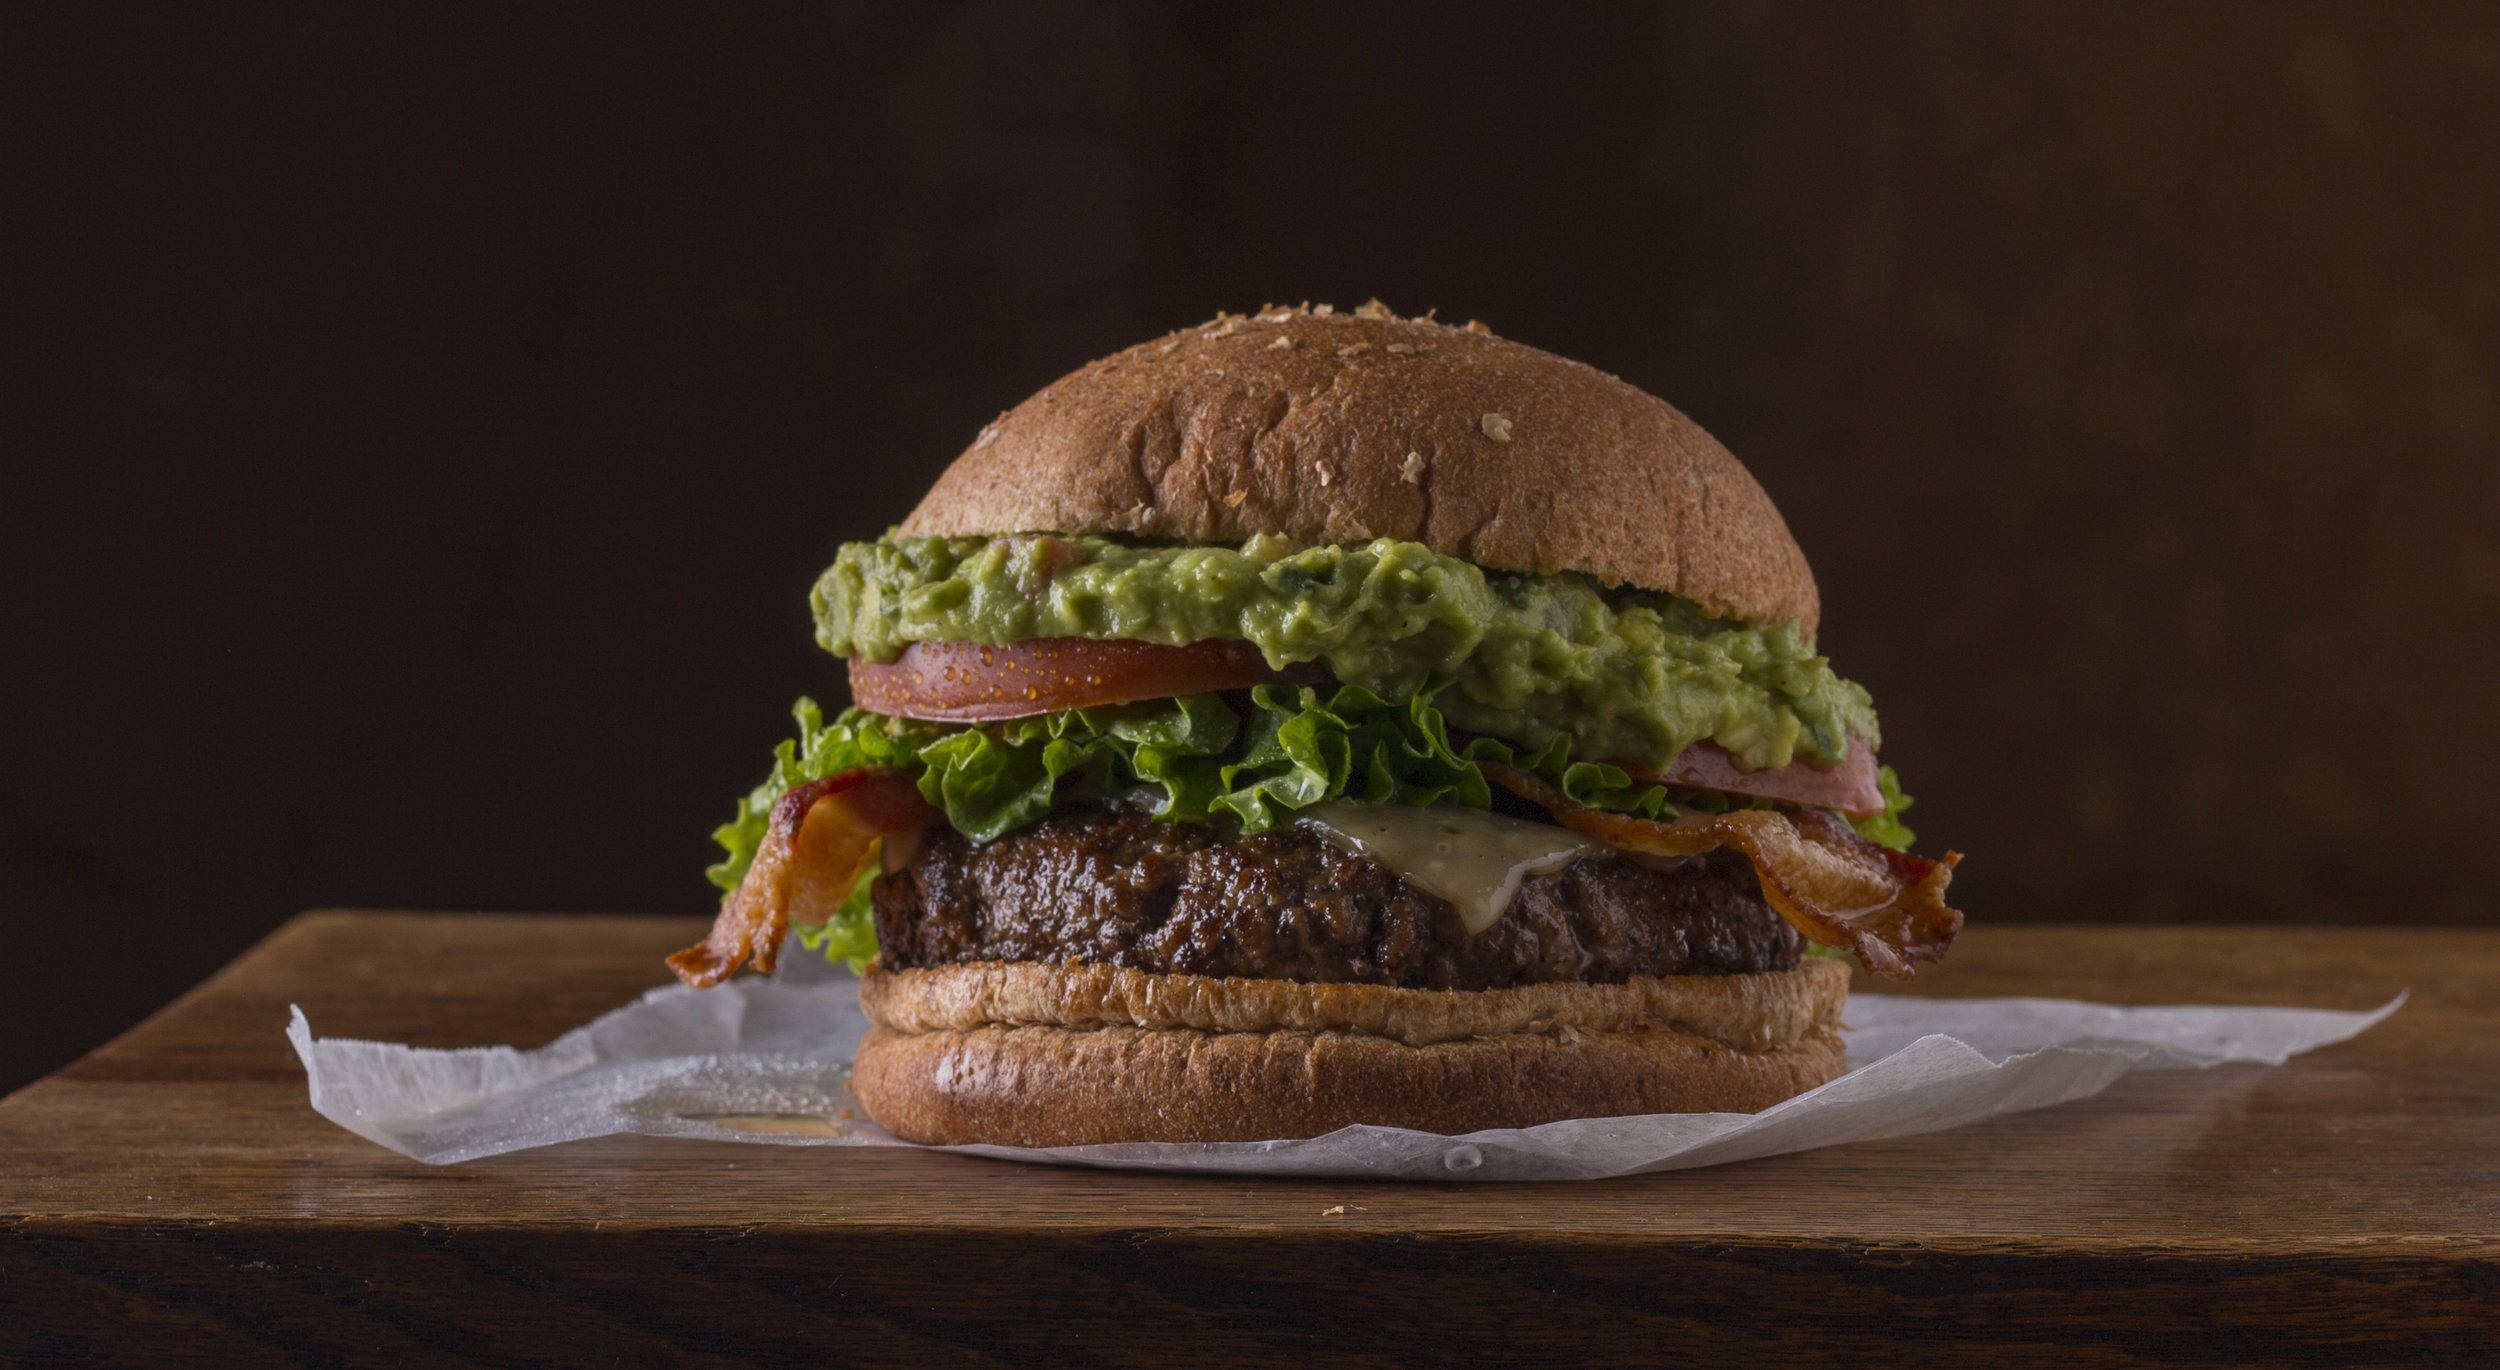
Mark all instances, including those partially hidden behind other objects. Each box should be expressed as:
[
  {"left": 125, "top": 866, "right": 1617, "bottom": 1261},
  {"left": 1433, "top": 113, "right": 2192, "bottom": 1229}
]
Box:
[{"left": 872, "top": 808, "right": 1802, "bottom": 990}]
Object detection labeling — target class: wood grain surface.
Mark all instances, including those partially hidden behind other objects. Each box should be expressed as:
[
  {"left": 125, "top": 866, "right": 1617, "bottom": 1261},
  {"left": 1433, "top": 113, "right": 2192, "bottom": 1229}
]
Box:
[{"left": 2, "top": 914, "right": 2493, "bottom": 1367}]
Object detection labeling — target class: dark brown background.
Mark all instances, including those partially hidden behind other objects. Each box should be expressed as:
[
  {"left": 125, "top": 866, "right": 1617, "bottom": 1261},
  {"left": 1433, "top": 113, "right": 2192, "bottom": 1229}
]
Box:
[{"left": 5, "top": 2, "right": 2497, "bottom": 1097}]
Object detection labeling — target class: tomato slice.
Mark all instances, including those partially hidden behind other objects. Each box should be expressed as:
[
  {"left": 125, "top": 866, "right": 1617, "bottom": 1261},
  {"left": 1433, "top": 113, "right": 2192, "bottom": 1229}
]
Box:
[
  {"left": 1631, "top": 734, "right": 1885, "bottom": 817},
  {"left": 848, "top": 637, "right": 1306, "bottom": 722}
]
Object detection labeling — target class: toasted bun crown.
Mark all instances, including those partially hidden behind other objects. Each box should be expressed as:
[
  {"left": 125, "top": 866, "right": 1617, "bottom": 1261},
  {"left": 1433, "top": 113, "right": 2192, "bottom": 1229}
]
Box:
[{"left": 901, "top": 303, "right": 1820, "bottom": 636}]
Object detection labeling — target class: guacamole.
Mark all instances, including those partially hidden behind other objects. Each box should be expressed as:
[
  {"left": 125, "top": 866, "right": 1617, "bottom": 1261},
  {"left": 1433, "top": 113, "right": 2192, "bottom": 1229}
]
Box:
[{"left": 814, "top": 533, "right": 1879, "bottom": 772}]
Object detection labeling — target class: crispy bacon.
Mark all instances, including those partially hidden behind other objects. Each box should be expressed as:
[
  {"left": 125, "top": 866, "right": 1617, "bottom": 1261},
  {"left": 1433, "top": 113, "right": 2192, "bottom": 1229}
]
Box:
[
  {"left": 1484, "top": 763, "right": 1963, "bottom": 981},
  {"left": 668, "top": 768, "right": 937, "bottom": 988}
]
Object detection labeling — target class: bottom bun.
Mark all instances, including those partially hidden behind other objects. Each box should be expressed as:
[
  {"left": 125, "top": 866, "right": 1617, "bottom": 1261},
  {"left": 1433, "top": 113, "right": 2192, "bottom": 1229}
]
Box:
[{"left": 851, "top": 959, "right": 1848, "bottom": 1146}]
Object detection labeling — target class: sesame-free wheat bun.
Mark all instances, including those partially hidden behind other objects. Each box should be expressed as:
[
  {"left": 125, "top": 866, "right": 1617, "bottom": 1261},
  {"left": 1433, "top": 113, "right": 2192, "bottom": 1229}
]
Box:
[{"left": 901, "top": 302, "right": 1822, "bottom": 638}]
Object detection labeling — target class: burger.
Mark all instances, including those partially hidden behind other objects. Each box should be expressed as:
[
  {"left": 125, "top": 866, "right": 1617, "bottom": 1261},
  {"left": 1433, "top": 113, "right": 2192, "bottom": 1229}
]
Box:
[{"left": 671, "top": 301, "right": 1964, "bottom": 1147}]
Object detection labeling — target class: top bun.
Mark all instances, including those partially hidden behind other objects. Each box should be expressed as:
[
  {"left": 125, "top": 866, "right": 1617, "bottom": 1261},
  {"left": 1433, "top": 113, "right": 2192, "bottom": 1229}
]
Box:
[{"left": 900, "top": 302, "right": 1820, "bottom": 637}]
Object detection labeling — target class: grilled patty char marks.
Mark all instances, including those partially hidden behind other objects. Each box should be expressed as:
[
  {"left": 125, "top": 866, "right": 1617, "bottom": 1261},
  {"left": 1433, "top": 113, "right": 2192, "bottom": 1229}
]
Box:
[{"left": 871, "top": 809, "right": 1802, "bottom": 991}]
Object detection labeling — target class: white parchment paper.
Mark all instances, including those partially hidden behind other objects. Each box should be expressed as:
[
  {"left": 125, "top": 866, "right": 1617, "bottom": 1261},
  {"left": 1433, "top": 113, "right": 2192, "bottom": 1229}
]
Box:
[{"left": 288, "top": 947, "right": 2401, "bottom": 1180}]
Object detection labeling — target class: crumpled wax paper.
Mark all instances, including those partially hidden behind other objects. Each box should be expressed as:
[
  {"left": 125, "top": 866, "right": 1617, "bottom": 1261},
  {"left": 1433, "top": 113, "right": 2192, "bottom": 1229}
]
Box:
[{"left": 288, "top": 945, "right": 2402, "bottom": 1180}]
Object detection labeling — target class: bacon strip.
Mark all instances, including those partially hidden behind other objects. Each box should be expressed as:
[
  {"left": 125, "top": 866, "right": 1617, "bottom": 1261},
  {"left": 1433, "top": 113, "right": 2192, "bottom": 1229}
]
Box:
[
  {"left": 1484, "top": 763, "right": 1963, "bottom": 981},
  {"left": 668, "top": 768, "right": 938, "bottom": 988}
]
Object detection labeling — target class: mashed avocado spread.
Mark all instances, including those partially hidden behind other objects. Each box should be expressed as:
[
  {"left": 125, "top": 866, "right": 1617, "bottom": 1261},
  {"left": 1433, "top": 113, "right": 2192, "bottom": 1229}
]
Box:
[{"left": 815, "top": 534, "right": 1878, "bottom": 773}]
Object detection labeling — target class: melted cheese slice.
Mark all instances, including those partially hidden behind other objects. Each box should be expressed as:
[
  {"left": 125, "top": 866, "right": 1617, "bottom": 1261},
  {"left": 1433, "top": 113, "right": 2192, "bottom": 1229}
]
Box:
[{"left": 1298, "top": 803, "right": 1607, "bottom": 934}]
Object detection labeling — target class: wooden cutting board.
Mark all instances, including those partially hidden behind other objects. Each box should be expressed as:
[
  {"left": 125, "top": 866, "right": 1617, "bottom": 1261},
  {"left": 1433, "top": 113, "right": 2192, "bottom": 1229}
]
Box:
[{"left": 1, "top": 914, "right": 2491, "bottom": 1366}]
